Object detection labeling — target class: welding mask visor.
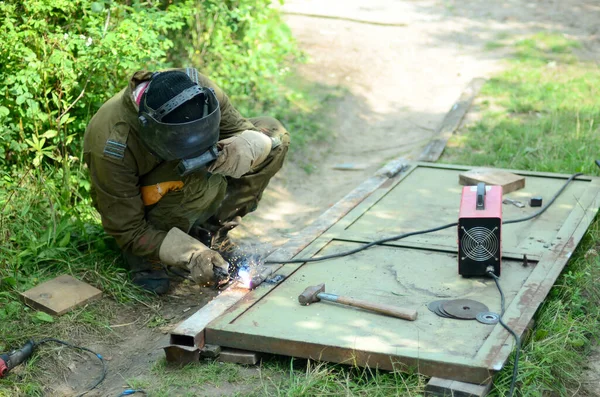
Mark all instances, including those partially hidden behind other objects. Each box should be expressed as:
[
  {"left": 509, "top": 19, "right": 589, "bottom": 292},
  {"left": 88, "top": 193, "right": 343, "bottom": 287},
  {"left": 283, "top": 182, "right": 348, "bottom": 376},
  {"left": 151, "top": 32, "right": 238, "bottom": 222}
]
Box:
[{"left": 138, "top": 72, "right": 221, "bottom": 175}]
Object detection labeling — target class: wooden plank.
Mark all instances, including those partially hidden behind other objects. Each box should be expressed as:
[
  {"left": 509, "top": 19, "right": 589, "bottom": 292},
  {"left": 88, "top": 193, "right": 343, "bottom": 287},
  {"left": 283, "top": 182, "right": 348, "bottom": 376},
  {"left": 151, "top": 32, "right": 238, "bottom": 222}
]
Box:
[
  {"left": 200, "top": 344, "right": 221, "bottom": 358},
  {"left": 218, "top": 349, "right": 259, "bottom": 365},
  {"left": 167, "top": 158, "right": 411, "bottom": 352},
  {"left": 418, "top": 78, "right": 486, "bottom": 162},
  {"left": 425, "top": 377, "right": 491, "bottom": 397},
  {"left": 459, "top": 168, "right": 525, "bottom": 194},
  {"left": 20, "top": 275, "right": 102, "bottom": 315}
]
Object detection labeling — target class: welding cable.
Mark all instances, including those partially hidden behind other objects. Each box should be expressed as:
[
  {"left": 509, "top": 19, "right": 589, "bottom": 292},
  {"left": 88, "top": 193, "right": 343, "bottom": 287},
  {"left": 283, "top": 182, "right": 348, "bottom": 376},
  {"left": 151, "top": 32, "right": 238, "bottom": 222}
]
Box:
[
  {"left": 34, "top": 338, "right": 107, "bottom": 396},
  {"left": 264, "top": 172, "right": 584, "bottom": 265},
  {"left": 503, "top": 172, "right": 583, "bottom": 225},
  {"left": 264, "top": 221, "right": 458, "bottom": 264},
  {"left": 487, "top": 271, "right": 521, "bottom": 396}
]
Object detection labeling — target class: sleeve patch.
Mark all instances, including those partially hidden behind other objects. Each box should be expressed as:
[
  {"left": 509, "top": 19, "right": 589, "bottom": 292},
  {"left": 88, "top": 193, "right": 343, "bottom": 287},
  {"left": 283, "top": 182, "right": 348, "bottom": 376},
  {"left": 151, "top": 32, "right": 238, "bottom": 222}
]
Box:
[{"left": 103, "top": 140, "right": 126, "bottom": 160}]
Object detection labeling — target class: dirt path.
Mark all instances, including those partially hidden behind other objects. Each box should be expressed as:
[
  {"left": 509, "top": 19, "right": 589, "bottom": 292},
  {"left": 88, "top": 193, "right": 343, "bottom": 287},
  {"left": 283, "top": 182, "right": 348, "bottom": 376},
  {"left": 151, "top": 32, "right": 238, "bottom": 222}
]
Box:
[
  {"left": 237, "top": 0, "right": 600, "bottom": 248},
  {"left": 46, "top": 1, "right": 600, "bottom": 395}
]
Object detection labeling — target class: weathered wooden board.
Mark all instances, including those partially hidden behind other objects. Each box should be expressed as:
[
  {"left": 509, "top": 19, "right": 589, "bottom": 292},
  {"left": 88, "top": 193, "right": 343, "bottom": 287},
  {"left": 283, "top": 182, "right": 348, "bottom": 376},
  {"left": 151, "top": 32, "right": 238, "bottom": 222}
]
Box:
[
  {"left": 459, "top": 168, "right": 525, "bottom": 194},
  {"left": 418, "top": 78, "right": 485, "bottom": 162},
  {"left": 20, "top": 275, "right": 102, "bottom": 315},
  {"left": 425, "top": 377, "right": 491, "bottom": 397},
  {"left": 201, "top": 163, "right": 600, "bottom": 383}
]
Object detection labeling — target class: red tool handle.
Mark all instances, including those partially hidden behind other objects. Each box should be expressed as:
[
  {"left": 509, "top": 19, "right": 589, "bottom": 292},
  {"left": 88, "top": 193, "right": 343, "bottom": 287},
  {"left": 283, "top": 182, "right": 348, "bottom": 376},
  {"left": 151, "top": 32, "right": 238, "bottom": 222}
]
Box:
[{"left": 0, "top": 356, "right": 7, "bottom": 378}]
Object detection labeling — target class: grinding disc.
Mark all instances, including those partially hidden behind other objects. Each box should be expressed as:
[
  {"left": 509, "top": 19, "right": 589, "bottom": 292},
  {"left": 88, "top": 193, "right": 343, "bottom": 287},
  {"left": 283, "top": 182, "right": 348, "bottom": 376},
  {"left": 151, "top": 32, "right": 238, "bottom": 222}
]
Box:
[
  {"left": 438, "top": 304, "right": 462, "bottom": 319},
  {"left": 476, "top": 311, "right": 500, "bottom": 325},
  {"left": 427, "top": 300, "right": 446, "bottom": 317},
  {"left": 441, "top": 299, "right": 489, "bottom": 320},
  {"left": 427, "top": 300, "right": 454, "bottom": 319}
]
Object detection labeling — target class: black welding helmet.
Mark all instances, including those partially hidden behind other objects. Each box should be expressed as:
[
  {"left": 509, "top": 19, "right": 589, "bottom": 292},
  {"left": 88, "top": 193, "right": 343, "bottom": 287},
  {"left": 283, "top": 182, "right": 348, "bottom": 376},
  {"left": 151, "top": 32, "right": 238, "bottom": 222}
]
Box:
[{"left": 138, "top": 70, "right": 220, "bottom": 173}]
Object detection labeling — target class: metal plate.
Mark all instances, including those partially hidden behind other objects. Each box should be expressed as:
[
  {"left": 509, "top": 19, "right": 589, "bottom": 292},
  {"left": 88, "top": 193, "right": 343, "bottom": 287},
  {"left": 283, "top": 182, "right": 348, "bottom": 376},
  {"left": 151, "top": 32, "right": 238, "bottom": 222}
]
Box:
[
  {"left": 441, "top": 299, "right": 489, "bottom": 320},
  {"left": 201, "top": 163, "right": 600, "bottom": 384}
]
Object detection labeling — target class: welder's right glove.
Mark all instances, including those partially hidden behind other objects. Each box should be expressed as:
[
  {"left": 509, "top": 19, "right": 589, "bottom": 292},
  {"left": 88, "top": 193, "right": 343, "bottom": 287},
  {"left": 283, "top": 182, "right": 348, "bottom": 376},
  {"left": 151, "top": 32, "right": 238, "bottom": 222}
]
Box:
[
  {"left": 159, "top": 227, "right": 229, "bottom": 285},
  {"left": 208, "top": 130, "right": 273, "bottom": 178}
]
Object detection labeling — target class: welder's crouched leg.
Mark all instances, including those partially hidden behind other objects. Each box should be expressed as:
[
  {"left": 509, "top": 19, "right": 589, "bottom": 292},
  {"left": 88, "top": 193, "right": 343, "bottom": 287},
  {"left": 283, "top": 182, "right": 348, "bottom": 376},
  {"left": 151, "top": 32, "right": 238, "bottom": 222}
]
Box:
[
  {"left": 122, "top": 250, "right": 170, "bottom": 295},
  {"left": 203, "top": 116, "right": 290, "bottom": 254}
]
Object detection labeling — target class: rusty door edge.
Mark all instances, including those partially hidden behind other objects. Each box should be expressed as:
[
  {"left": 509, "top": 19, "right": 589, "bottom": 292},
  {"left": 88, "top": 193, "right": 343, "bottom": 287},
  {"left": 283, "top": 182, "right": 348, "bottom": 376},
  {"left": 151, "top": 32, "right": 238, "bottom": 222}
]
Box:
[{"left": 205, "top": 328, "right": 494, "bottom": 385}]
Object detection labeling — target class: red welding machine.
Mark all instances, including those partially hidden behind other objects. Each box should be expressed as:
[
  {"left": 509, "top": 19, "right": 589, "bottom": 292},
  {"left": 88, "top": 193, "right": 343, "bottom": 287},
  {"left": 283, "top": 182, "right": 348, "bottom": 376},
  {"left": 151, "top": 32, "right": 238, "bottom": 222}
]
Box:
[{"left": 458, "top": 183, "right": 502, "bottom": 277}]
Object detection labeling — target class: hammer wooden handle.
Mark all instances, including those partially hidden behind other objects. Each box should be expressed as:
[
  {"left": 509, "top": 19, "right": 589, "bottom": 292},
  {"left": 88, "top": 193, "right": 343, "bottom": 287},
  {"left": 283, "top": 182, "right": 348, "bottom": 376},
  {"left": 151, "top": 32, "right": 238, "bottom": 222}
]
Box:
[{"left": 318, "top": 293, "right": 418, "bottom": 321}]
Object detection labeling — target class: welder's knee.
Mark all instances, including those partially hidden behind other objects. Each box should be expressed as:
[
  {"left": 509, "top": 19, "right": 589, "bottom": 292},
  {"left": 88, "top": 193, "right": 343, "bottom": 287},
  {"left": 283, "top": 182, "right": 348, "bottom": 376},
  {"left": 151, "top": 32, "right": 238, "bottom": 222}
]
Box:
[{"left": 249, "top": 116, "right": 291, "bottom": 145}]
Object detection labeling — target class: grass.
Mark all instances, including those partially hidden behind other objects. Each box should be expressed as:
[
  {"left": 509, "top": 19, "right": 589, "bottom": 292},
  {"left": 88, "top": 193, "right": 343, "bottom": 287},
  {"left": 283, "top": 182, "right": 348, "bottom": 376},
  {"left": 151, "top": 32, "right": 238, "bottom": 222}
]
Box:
[
  {"left": 123, "top": 357, "right": 426, "bottom": 396},
  {"left": 443, "top": 32, "right": 600, "bottom": 396}
]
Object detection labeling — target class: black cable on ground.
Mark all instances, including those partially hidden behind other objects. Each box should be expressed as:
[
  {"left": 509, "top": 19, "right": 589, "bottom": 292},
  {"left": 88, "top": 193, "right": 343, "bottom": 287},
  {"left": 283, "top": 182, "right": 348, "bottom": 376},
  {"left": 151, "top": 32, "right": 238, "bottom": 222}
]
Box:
[
  {"left": 264, "top": 172, "right": 584, "bottom": 265},
  {"left": 264, "top": 221, "right": 458, "bottom": 264},
  {"left": 487, "top": 271, "right": 521, "bottom": 397},
  {"left": 35, "top": 338, "right": 107, "bottom": 397}
]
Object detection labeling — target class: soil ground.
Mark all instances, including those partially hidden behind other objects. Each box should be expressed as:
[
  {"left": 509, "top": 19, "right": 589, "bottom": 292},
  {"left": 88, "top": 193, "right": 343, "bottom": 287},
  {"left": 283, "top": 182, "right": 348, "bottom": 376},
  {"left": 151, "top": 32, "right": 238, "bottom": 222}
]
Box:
[{"left": 40, "top": 0, "right": 600, "bottom": 395}]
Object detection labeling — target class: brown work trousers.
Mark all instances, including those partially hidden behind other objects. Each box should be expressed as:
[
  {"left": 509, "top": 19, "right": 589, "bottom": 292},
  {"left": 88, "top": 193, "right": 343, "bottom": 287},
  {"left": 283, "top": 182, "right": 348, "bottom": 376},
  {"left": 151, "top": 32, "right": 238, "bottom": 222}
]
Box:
[{"left": 124, "top": 117, "right": 290, "bottom": 271}]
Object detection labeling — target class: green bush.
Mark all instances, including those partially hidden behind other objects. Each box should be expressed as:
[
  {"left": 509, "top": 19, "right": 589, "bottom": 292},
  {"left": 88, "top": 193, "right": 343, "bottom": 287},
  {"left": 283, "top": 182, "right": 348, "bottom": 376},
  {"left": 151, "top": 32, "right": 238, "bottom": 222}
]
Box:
[
  {"left": 0, "top": 1, "right": 308, "bottom": 393},
  {"left": 0, "top": 0, "right": 301, "bottom": 291},
  {"left": 0, "top": 0, "right": 192, "bottom": 170},
  {"left": 175, "top": 0, "right": 302, "bottom": 115}
]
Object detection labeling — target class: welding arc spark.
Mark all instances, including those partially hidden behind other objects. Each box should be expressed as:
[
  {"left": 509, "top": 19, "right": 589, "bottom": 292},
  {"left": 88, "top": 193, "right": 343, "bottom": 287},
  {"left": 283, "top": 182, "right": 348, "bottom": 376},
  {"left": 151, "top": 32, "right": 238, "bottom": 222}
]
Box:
[{"left": 461, "top": 226, "right": 499, "bottom": 262}]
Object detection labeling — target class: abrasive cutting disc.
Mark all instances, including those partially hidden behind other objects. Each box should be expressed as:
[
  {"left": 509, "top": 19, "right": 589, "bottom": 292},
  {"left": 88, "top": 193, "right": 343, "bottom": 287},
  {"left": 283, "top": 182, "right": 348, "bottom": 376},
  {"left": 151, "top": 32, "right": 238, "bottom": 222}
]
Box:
[
  {"left": 427, "top": 300, "right": 454, "bottom": 319},
  {"left": 441, "top": 299, "right": 489, "bottom": 320},
  {"left": 438, "top": 304, "right": 460, "bottom": 319}
]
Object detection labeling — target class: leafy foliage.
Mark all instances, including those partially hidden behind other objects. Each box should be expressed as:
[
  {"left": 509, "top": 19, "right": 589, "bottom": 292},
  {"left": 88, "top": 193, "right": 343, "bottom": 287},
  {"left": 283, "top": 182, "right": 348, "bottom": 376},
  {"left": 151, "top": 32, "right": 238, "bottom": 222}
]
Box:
[
  {"left": 174, "top": 0, "right": 302, "bottom": 115},
  {"left": 0, "top": 0, "right": 301, "bottom": 286},
  {"left": 0, "top": 0, "right": 191, "bottom": 169}
]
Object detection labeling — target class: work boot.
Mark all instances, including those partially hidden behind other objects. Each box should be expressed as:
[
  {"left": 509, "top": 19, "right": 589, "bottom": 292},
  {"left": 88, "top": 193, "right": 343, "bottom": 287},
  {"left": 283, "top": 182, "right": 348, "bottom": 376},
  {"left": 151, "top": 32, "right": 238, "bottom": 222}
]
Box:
[
  {"left": 123, "top": 251, "right": 170, "bottom": 295},
  {"left": 131, "top": 270, "right": 170, "bottom": 295}
]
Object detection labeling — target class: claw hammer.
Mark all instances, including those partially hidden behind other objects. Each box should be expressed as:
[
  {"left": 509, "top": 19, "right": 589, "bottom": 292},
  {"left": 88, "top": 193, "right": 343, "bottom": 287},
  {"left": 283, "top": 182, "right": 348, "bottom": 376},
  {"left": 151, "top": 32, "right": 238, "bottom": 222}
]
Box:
[{"left": 298, "top": 283, "right": 418, "bottom": 321}]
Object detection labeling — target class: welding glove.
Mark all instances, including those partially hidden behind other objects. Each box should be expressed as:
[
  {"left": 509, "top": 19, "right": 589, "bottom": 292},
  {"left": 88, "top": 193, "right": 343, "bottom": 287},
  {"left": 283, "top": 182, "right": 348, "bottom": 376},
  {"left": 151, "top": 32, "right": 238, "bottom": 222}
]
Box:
[
  {"left": 159, "top": 227, "right": 229, "bottom": 285},
  {"left": 208, "top": 130, "right": 272, "bottom": 178}
]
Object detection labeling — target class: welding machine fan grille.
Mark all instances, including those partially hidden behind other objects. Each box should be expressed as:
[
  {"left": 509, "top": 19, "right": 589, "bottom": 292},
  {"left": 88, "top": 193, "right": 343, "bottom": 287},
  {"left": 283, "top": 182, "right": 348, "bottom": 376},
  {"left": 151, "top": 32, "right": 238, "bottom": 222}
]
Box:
[{"left": 460, "top": 226, "right": 499, "bottom": 262}]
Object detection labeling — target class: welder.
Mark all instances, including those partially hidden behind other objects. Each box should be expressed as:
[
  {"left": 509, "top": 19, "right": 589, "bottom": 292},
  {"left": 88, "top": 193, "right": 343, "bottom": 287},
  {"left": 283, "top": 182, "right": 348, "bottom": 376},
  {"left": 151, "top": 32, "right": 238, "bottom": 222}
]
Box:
[{"left": 83, "top": 68, "right": 290, "bottom": 294}]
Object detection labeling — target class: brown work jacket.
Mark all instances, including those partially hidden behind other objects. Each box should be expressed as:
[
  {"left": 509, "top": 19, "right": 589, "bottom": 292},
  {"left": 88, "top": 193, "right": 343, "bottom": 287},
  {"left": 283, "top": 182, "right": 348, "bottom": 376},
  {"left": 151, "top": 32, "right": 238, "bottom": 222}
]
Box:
[{"left": 83, "top": 70, "right": 254, "bottom": 259}]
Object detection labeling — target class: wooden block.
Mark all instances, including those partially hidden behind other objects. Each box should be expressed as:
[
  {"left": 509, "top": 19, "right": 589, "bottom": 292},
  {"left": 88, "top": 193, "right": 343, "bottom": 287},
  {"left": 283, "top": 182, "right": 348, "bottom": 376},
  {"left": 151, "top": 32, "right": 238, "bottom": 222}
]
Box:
[
  {"left": 425, "top": 377, "right": 491, "bottom": 397},
  {"left": 200, "top": 344, "right": 222, "bottom": 358},
  {"left": 218, "top": 348, "right": 259, "bottom": 365},
  {"left": 459, "top": 168, "right": 525, "bottom": 194},
  {"left": 20, "top": 275, "right": 102, "bottom": 315}
]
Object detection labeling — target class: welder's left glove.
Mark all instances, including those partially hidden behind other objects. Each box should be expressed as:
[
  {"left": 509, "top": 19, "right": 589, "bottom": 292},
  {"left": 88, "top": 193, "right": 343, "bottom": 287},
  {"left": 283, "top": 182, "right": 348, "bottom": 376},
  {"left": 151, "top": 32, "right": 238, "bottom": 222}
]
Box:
[{"left": 208, "top": 130, "right": 272, "bottom": 178}]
